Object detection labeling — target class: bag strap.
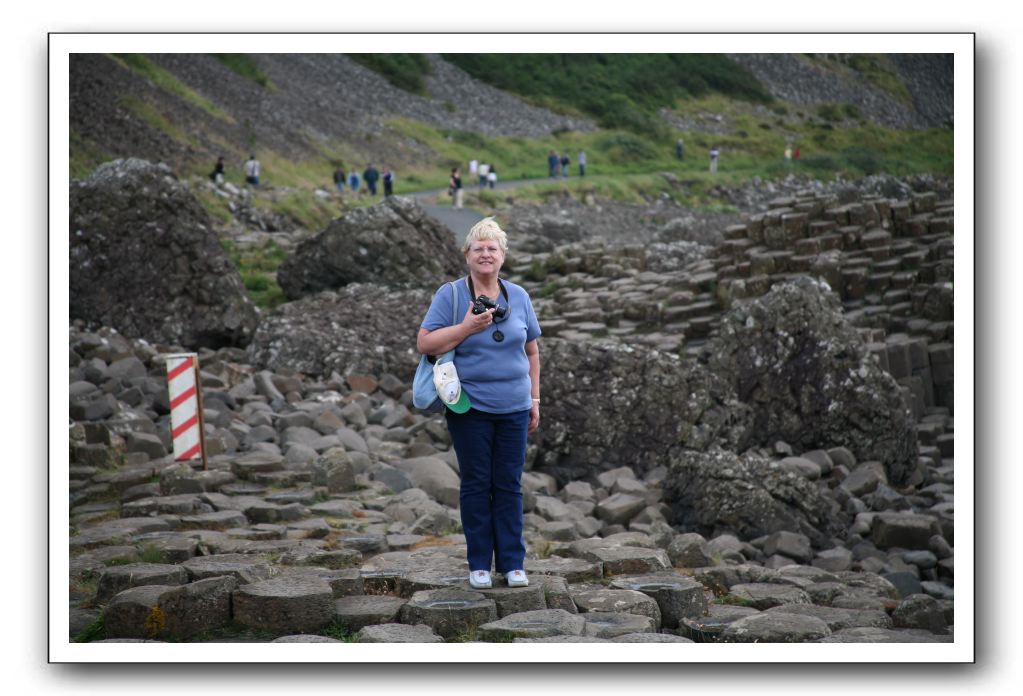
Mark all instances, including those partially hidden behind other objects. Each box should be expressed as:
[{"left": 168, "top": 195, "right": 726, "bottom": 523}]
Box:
[{"left": 450, "top": 281, "right": 458, "bottom": 327}]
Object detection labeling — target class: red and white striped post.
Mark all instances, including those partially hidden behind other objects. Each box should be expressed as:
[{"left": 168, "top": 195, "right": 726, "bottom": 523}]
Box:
[{"left": 165, "top": 353, "right": 208, "bottom": 470}]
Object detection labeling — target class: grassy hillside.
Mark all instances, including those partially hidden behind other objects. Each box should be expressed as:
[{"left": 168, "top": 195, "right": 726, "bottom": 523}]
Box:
[{"left": 442, "top": 54, "right": 772, "bottom": 137}]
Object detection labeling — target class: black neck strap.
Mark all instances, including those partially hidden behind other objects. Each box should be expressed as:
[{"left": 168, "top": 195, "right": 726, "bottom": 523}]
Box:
[{"left": 467, "top": 276, "right": 509, "bottom": 303}]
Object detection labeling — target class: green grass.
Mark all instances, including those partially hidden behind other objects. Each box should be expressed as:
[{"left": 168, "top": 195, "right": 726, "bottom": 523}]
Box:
[
  {"left": 69, "top": 130, "right": 113, "bottom": 179},
  {"left": 73, "top": 616, "right": 106, "bottom": 643},
  {"left": 118, "top": 95, "right": 202, "bottom": 149},
  {"left": 221, "top": 238, "right": 290, "bottom": 310},
  {"left": 712, "top": 594, "right": 757, "bottom": 607},
  {"left": 110, "top": 54, "right": 234, "bottom": 123},
  {"left": 260, "top": 189, "right": 340, "bottom": 232},
  {"left": 320, "top": 619, "right": 360, "bottom": 642},
  {"left": 442, "top": 54, "right": 772, "bottom": 137},
  {"left": 386, "top": 107, "right": 951, "bottom": 200},
  {"left": 210, "top": 54, "right": 275, "bottom": 89},
  {"left": 347, "top": 54, "right": 432, "bottom": 95}
]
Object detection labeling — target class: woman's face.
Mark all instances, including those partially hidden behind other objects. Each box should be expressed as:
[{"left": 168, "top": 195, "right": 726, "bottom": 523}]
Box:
[{"left": 465, "top": 237, "right": 505, "bottom": 277}]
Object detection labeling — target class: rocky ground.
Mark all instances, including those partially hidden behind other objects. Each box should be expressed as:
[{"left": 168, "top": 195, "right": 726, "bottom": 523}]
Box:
[
  {"left": 68, "top": 161, "right": 954, "bottom": 644},
  {"left": 68, "top": 323, "right": 953, "bottom": 643}
]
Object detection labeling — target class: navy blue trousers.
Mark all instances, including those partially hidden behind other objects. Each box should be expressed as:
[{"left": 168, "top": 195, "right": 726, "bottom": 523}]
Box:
[{"left": 445, "top": 408, "right": 529, "bottom": 573}]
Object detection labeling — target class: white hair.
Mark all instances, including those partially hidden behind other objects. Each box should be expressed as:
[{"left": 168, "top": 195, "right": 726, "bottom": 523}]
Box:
[{"left": 463, "top": 217, "right": 508, "bottom": 254}]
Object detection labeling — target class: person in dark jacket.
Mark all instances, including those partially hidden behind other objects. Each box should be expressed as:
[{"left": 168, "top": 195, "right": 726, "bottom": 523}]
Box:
[
  {"left": 363, "top": 164, "right": 380, "bottom": 195},
  {"left": 210, "top": 156, "right": 225, "bottom": 184},
  {"left": 450, "top": 167, "right": 464, "bottom": 209},
  {"left": 383, "top": 168, "right": 395, "bottom": 197}
]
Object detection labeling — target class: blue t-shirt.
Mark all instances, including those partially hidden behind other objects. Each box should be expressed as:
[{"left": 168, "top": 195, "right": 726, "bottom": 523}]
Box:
[{"left": 421, "top": 277, "right": 541, "bottom": 414}]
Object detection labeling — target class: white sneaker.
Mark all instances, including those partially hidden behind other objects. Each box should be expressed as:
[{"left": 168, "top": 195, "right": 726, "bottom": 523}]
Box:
[
  {"left": 506, "top": 570, "right": 529, "bottom": 587},
  {"left": 469, "top": 570, "right": 492, "bottom": 589}
]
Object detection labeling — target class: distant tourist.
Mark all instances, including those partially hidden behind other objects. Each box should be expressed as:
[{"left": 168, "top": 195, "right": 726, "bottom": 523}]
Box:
[
  {"left": 709, "top": 146, "right": 719, "bottom": 173},
  {"left": 244, "top": 154, "right": 260, "bottom": 186},
  {"left": 450, "top": 167, "right": 464, "bottom": 209},
  {"left": 210, "top": 156, "right": 225, "bottom": 185},
  {"left": 363, "top": 164, "right": 380, "bottom": 196},
  {"left": 560, "top": 154, "right": 570, "bottom": 178},
  {"left": 383, "top": 168, "right": 395, "bottom": 197},
  {"left": 676, "top": 139, "right": 685, "bottom": 161},
  {"left": 333, "top": 166, "right": 346, "bottom": 193},
  {"left": 547, "top": 150, "right": 558, "bottom": 178},
  {"left": 469, "top": 159, "right": 479, "bottom": 179},
  {"left": 794, "top": 146, "right": 801, "bottom": 160},
  {"left": 478, "top": 162, "right": 490, "bottom": 189},
  {"left": 348, "top": 170, "right": 361, "bottom": 192},
  {"left": 578, "top": 151, "right": 587, "bottom": 177},
  {"left": 784, "top": 144, "right": 793, "bottom": 165},
  {"left": 487, "top": 164, "right": 497, "bottom": 189}
]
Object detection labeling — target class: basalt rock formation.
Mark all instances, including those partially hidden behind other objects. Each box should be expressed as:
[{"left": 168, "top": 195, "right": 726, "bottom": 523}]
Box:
[{"left": 70, "top": 158, "right": 259, "bottom": 349}]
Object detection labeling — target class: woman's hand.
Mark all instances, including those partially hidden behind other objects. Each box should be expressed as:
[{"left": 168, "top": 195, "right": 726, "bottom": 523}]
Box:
[
  {"left": 461, "top": 304, "right": 495, "bottom": 336},
  {"left": 528, "top": 401, "right": 540, "bottom": 434}
]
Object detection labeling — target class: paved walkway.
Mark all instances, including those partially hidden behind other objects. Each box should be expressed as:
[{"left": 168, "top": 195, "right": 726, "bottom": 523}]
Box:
[{"left": 406, "top": 176, "right": 575, "bottom": 244}]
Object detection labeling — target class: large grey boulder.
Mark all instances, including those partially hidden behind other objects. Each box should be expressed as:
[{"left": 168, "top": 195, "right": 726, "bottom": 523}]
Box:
[
  {"left": 276, "top": 196, "right": 464, "bottom": 300},
  {"left": 246, "top": 283, "right": 433, "bottom": 379},
  {"left": 704, "top": 277, "right": 918, "bottom": 485},
  {"left": 665, "top": 448, "right": 846, "bottom": 545},
  {"left": 70, "top": 159, "right": 259, "bottom": 349},
  {"left": 534, "top": 338, "right": 749, "bottom": 484}
]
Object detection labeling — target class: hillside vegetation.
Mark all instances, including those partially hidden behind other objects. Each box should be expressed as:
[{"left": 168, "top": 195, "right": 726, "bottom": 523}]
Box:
[{"left": 442, "top": 54, "right": 772, "bottom": 138}]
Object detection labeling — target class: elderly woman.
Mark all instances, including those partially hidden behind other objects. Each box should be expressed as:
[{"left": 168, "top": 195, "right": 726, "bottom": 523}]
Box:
[{"left": 417, "top": 217, "right": 541, "bottom": 589}]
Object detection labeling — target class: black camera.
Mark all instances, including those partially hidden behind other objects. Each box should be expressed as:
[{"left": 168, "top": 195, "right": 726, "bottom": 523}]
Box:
[{"left": 472, "top": 294, "right": 508, "bottom": 318}]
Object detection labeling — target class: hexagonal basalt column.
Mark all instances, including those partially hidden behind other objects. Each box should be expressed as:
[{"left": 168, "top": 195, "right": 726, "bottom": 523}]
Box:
[
  {"left": 232, "top": 575, "right": 335, "bottom": 636},
  {"left": 334, "top": 595, "right": 408, "bottom": 632},
  {"left": 399, "top": 588, "right": 498, "bottom": 640},
  {"left": 356, "top": 623, "right": 445, "bottom": 643},
  {"left": 571, "top": 588, "right": 662, "bottom": 627},
  {"left": 476, "top": 583, "right": 548, "bottom": 617},
  {"left": 729, "top": 583, "right": 812, "bottom": 610},
  {"left": 477, "top": 609, "right": 586, "bottom": 641},
  {"left": 525, "top": 556, "right": 602, "bottom": 583},
  {"left": 581, "top": 612, "right": 656, "bottom": 638},
  {"left": 679, "top": 604, "right": 761, "bottom": 642},
  {"left": 609, "top": 573, "right": 708, "bottom": 628}
]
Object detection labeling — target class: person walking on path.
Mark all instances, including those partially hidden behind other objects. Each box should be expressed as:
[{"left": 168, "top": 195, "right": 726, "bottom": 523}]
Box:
[
  {"left": 547, "top": 150, "right": 558, "bottom": 178},
  {"left": 794, "top": 146, "right": 801, "bottom": 160},
  {"left": 676, "top": 139, "right": 685, "bottom": 161},
  {"left": 469, "top": 159, "right": 478, "bottom": 181},
  {"left": 363, "top": 164, "right": 380, "bottom": 196},
  {"left": 244, "top": 154, "right": 261, "bottom": 186},
  {"left": 487, "top": 164, "right": 497, "bottom": 189},
  {"left": 560, "top": 154, "right": 570, "bottom": 178},
  {"left": 348, "top": 170, "right": 361, "bottom": 193},
  {"left": 417, "top": 217, "right": 542, "bottom": 590},
  {"left": 709, "top": 146, "right": 719, "bottom": 173},
  {"left": 210, "top": 156, "right": 225, "bottom": 185},
  {"left": 383, "top": 168, "right": 395, "bottom": 197},
  {"left": 450, "top": 167, "right": 464, "bottom": 209},
  {"left": 333, "top": 166, "right": 346, "bottom": 193},
  {"left": 784, "top": 144, "right": 793, "bottom": 166},
  {"left": 578, "top": 151, "right": 587, "bottom": 177},
  {"left": 478, "top": 162, "right": 490, "bottom": 189}
]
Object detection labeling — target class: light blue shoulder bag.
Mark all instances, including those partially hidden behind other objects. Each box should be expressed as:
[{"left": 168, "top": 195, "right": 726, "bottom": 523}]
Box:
[{"left": 412, "top": 282, "right": 459, "bottom": 412}]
